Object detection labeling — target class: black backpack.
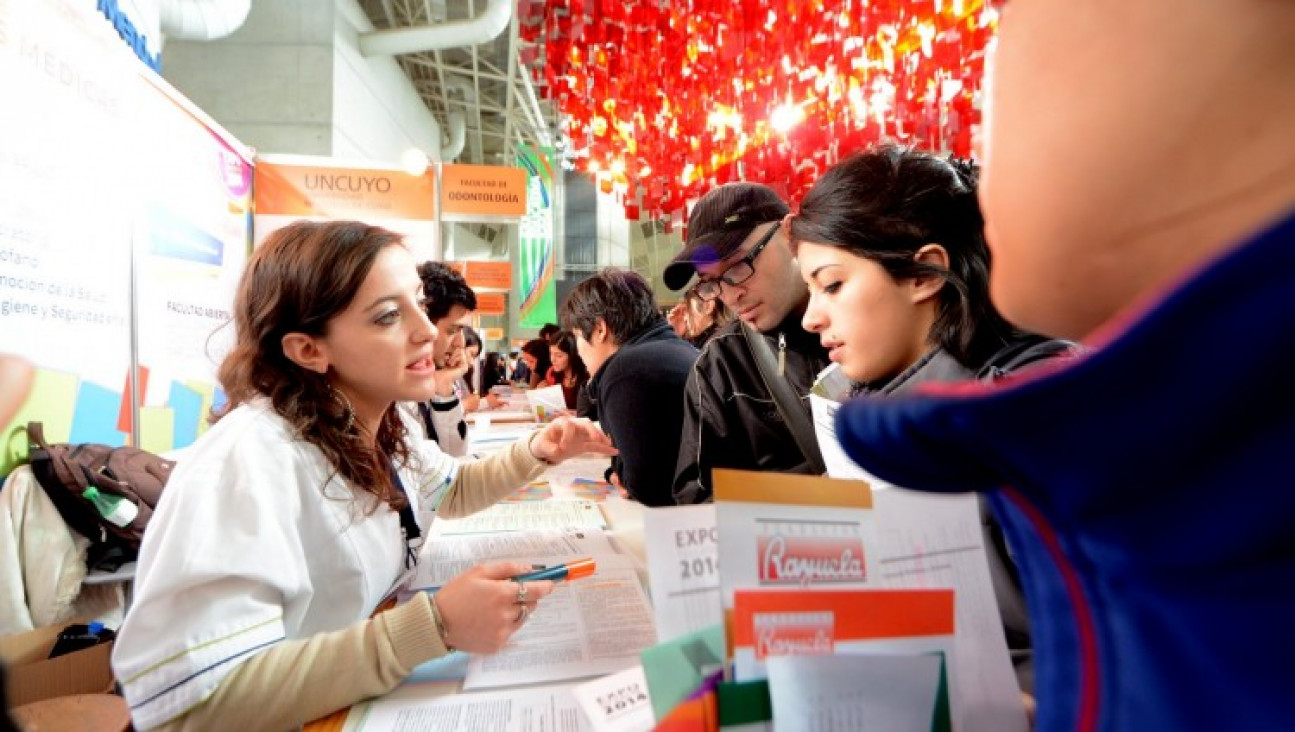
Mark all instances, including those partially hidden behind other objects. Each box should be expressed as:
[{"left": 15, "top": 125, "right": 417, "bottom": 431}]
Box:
[{"left": 26, "top": 421, "right": 174, "bottom": 567}]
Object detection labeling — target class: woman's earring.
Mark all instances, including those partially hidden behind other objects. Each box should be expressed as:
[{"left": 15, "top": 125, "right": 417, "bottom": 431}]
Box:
[{"left": 329, "top": 384, "right": 356, "bottom": 434}]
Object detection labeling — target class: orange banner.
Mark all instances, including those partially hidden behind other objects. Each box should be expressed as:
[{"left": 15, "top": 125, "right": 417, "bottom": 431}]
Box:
[
  {"left": 440, "top": 164, "right": 527, "bottom": 221},
  {"left": 255, "top": 161, "right": 435, "bottom": 220},
  {"left": 482, "top": 327, "right": 505, "bottom": 341},
  {"left": 733, "top": 589, "right": 955, "bottom": 647},
  {"left": 475, "top": 292, "right": 507, "bottom": 316},
  {"left": 463, "top": 260, "right": 512, "bottom": 290}
]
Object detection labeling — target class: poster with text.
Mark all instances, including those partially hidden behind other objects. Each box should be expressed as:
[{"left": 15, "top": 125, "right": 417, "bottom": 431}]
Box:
[
  {"left": 132, "top": 75, "right": 252, "bottom": 454},
  {"left": 0, "top": 0, "right": 142, "bottom": 471}
]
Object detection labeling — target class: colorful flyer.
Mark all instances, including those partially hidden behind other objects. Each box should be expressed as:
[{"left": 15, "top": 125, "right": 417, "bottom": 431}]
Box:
[
  {"left": 730, "top": 588, "right": 954, "bottom": 681},
  {"left": 713, "top": 469, "right": 877, "bottom": 629}
]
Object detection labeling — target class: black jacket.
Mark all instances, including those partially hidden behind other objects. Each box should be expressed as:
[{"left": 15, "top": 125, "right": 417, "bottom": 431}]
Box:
[
  {"left": 585, "top": 321, "right": 698, "bottom": 507},
  {"left": 673, "top": 312, "right": 831, "bottom": 504}
]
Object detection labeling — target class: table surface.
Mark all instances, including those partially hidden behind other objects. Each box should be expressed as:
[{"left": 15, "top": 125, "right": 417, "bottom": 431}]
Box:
[{"left": 305, "top": 450, "right": 645, "bottom": 731}]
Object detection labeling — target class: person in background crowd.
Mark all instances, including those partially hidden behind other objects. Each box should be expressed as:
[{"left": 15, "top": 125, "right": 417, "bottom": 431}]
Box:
[
  {"left": 561, "top": 269, "right": 698, "bottom": 507},
  {"left": 668, "top": 286, "right": 733, "bottom": 349},
  {"left": 834, "top": 2, "right": 1295, "bottom": 729},
  {"left": 480, "top": 351, "right": 508, "bottom": 403},
  {"left": 411, "top": 262, "right": 476, "bottom": 456},
  {"left": 518, "top": 339, "right": 552, "bottom": 389},
  {"left": 112, "top": 220, "right": 615, "bottom": 730},
  {"left": 508, "top": 349, "right": 529, "bottom": 385},
  {"left": 788, "top": 143, "right": 1074, "bottom": 694},
  {"left": 538, "top": 323, "right": 560, "bottom": 342},
  {"left": 460, "top": 327, "right": 483, "bottom": 411},
  {"left": 663, "top": 183, "right": 830, "bottom": 504},
  {"left": 546, "top": 330, "right": 590, "bottom": 413}
]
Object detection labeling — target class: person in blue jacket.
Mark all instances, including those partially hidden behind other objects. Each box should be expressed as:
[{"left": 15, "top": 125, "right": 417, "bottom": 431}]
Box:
[{"left": 834, "top": 1, "right": 1295, "bottom": 730}]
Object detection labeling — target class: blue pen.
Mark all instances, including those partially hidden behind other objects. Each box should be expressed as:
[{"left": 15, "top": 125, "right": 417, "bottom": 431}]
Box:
[{"left": 512, "top": 557, "right": 596, "bottom": 582}]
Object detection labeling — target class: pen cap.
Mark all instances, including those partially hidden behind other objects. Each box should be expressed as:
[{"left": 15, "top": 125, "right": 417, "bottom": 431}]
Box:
[{"left": 566, "top": 558, "right": 596, "bottom": 580}]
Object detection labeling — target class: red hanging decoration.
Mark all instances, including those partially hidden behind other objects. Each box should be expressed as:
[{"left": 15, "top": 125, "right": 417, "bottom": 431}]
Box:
[{"left": 520, "top": 0, "right": 998, "bottom": 218}]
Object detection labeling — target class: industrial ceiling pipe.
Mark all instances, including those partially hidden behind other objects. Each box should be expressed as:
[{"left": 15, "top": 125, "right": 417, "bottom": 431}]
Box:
[
  {"left": 358, "top": 0, "right": 511, "bottom": 56},
  {"left": 160, "top": 0, "right": 252, "bottom": 41}
]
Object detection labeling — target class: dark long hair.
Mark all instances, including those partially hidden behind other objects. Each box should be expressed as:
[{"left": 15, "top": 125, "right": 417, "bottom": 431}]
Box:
[
  {"left": 548, "top": 330, "right": 590, "bottom": 386},
  {"left": 216, "top": 220, "right": 412, "bottom": 511},
  {"left": 481, "top": 352, "right": 507, "bottom": 395},
  {"left": 789, "top": 144, "right": 1018, "bottom": 369},
  {"left": 520, "top": 338, "right": 552, "bottom": 380}
]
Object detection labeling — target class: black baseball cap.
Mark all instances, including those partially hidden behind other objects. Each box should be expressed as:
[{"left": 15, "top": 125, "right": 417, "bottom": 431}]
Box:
[{"left": 663, "top": 182, "right": 790, "bottom": 291}]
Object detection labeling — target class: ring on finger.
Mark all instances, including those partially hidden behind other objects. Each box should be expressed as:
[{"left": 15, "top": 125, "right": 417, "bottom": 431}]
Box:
[{"left": 515, "top": 582, "right": 528, "bottom": 605}]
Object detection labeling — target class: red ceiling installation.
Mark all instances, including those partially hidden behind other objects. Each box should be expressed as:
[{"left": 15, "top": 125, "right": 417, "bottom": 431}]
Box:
[{"left": 520, "top": 0, "right": 998, "bottom": 221}]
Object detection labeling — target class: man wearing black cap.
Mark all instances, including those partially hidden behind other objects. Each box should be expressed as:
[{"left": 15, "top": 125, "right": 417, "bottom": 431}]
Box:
[{"left": 664, "top": 182, "right": 831, "bottom": 504}]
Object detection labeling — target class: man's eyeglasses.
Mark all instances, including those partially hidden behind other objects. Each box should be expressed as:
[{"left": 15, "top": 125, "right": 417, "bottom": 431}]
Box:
[{"left": 694, "top": 223, "right": 779, "bottom": 301}]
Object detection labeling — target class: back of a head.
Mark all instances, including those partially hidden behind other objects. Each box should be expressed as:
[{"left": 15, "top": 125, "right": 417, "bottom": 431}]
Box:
[
  {"left": 560, "top": 268, "right": 662, "bottom": 345},
  {"left": 417, "top": 261, "right": 477, "bottom": 322},
  {"left": 791, "top": 144, "right": 1009, "bottom": 367}
]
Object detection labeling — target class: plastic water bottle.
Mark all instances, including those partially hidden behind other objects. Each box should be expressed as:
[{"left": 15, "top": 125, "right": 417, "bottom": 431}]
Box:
[{"left": 83, "top": 486, "right": 138, "bottom": 528}]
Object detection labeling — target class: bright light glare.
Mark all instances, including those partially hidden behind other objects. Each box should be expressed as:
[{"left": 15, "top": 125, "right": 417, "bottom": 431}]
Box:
[
  {"left": 770, "top": 104, "right": 803, "bottom": 133},
  {"left": 400, "top": 148, "right": 430, "bottom": 176}
]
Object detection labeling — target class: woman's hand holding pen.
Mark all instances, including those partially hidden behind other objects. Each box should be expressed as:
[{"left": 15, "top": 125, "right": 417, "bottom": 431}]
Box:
[
  {"left": 529, "top": 416, "right": 618, "bottom": 464},
  {"left": 435, "top": 562, "right": 555, "bottom": 654}
]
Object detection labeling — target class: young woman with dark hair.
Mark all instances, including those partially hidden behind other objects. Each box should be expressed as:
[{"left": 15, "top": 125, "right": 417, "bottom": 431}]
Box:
[
  {"left": 789, "top": 144, "right": 1069, "bottom": 390},
  {"left": 518, "top": 338, "right": 552, "bottom": 389},
  {"left": 546, "top": 330, "right": 589, "bottom": 411},
  {"left": 112, "top": 220, "right": 614, "bottom": 730},
  {"left": 788, "top": 144, "right": 1073, "bottom": 695}
]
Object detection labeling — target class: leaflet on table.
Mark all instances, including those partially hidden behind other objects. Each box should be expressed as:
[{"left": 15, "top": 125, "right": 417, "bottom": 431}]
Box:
[
  {"left": 642, "top": 504, "right": 722, "bottom": 642},
  {"left": 812, "top": 394, "right": 1026, "bottom": 731},
  {"left": 409, "top": 528, "right": 617, "bottom": 591},
  {"left": 463, "top": 554, "right": 658, "bottom": 690},
  {"left": 526, "top": 385, "right": 568, "bottom": 421},
  {"left": 429, "top": 499, "right": 608, "bottom": 535},
  {"left": 713, "top": 468, "right": 876, "bottom": 619},
  {"left": 571, "top": 665, "right": 655, "bottom": 732},
  {"left": 639, "top": 624, "right": 725, "bottom": 722},
  {"left": 765, "top": 654, "right": 944, "bottom": 732},
  {"left": 869, "top": 489, "right": 1028, "bottom": 732},
  {"left": 729, "top": 588, "right": 954, "bottom": 681},
  {"left": 467, "top": 421, "right": 537, "bottom": 456},
  {"left": 346, "top": 683, "right": 590, "bottom": 732}
]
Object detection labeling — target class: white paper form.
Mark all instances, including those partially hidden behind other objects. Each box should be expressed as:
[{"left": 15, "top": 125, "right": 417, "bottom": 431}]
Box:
[
  {"left": 468, "top": 427, "right": 539, "bottom": 460},
  {"left": 527, "top": 385, "right": 568, "bottom": 420},
  {"left": 543, "top": 456, "right": 616, "bottom": 492},
  {"left": 349, "top": 684, "right": 591, "bottom": 732},
  {"left": 430, "top": 500, "right": 609, "bottom": 536},
  {"left": 870, "top": 489, "right": 1027, "bottom": 732},
  {"left": 809, "top": 394, "right": 874, "bottom": 482},
  {"left": 570, "top": 665, "right": 655, "bottom": 732},
  {"left": 464, "top": 555, "right": 658, "bottom": 690},
  {"left": 642, "top": 504, "right": 723, "bottom": 642},
  {"left": 410, "top": 528, "right": 618, "bottom": 590},
  {"left": 765, "top": 654, "right": 942, "bottom": 732}
]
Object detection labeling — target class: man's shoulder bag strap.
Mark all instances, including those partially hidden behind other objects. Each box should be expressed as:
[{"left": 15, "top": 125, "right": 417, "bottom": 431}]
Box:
[{"left": 740, "top": 320, "right": 827, "bottom": 474}]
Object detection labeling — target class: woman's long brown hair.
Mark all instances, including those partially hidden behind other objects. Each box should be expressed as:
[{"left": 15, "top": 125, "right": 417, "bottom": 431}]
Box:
[{"left": 215, "top": 220, "right": 412, "bottom": 511}]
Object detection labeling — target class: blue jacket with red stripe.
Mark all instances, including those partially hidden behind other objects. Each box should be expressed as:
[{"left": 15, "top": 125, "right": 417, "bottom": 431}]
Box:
[{"left": 836, "top": 211, "right": 1295, "bottom": 731}]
